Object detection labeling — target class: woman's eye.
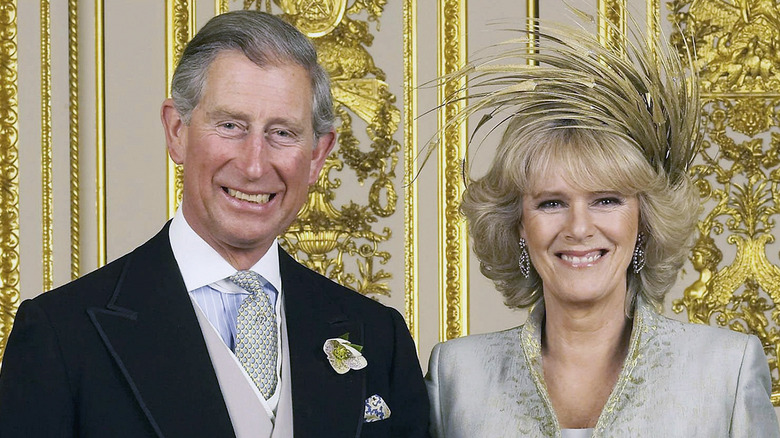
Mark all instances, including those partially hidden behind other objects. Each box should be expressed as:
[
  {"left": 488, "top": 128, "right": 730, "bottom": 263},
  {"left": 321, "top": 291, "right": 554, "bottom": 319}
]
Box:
[
  {"left": 596, "top": 197, "right": 623, "bottom": 206},
  {"left": 538, "top": 200, "right": 562, "bottom": 209}
]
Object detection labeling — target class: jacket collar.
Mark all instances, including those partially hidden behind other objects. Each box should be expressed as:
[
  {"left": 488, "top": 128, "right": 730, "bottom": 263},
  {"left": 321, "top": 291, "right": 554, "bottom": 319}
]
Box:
[
  {"left": 520, "top": 296, "right": 659, "bottom": 436},
  {"left": 87, "top": 223, "right": 236, "bottom": 438}
]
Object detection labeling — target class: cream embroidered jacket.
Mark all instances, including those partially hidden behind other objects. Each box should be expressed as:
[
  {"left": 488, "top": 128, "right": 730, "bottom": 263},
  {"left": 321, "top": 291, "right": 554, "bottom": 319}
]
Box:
[{"left": 426, "top": 298, "right": 780, "bottom": 437}]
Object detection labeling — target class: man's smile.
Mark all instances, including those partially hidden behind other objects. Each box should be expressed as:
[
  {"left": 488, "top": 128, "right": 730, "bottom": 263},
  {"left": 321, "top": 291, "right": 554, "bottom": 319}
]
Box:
[{"left": 225, "top": 187, "right": 273, "bottom": 204}]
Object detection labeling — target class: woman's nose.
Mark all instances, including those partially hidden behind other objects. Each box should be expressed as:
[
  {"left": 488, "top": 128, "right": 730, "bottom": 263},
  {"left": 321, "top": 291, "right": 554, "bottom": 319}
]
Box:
[{"left": 563, "top": 203, "right": 595, "bottom": 241}]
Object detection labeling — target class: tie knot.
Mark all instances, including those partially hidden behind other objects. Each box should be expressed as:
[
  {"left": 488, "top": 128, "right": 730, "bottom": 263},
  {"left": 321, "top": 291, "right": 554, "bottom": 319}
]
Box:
[{"left": 229, "top": 270, "right": 266, "bottom": 295}]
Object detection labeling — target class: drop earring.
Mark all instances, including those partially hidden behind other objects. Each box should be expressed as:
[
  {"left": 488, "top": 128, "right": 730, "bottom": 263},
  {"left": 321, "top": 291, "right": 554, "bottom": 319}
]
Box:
[
  {"left": 518, "top": 238, "right": 531, "bottom": 278},
  {"left": 632, "top": 233, "right": 646, "bottom": 273}
]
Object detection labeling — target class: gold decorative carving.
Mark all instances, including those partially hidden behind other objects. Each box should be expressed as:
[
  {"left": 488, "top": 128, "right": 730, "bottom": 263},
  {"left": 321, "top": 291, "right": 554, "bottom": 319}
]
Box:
[
  {"left": 69, "top": 0, "right": 80, "bottom": 279},
  {"left": 217, "top": 0, "right": 229, "bottom": 14},
  {"left": 403, "top": 0, "right": 419, "bottom": 341},
  {"left": 95, "top": 0, "right": 106, "bottom": 266},
  {"left": 41, "top": 0, "right": 53, "bottom": 290},
  {"left": 674, "top": 0, "right": 780, "bottom": 94},
  {"left": 0, "top": 0, "right": 20, "bottom": 363},
  {"left": 438, "top": 0, "right": 468, "bottom": 341},
  {"left": 526, "top": 0, "right": 539, "bottom": 67},
  {"left": 669, "top": 0, "right": 780, "bottom": 404},
  {"left": 244, "top": 1, "right": 400, "bottom": 300},
  {"left": 165, "top": 0, "right": 194, "bottom": 218},
  {"left": 598, "top": 0, "right": 626, "bottom": 51},
  {"left": 279, "top": 0, "right": 347, "bottom": 37}
]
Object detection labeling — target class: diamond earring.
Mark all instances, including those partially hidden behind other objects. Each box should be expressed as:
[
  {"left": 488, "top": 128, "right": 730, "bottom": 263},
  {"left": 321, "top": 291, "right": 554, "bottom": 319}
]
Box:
[
  {"left": 632, "top": 233, "right": 646, "bottom": 273},
  {"left": 518, "top": 238, "right": 531, "bottom": 278}
]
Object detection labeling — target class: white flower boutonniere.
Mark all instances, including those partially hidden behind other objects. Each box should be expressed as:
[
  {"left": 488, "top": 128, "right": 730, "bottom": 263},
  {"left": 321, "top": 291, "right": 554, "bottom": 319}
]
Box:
[{"left": 323, "top": 333, "right": 367, "bottom": 374}]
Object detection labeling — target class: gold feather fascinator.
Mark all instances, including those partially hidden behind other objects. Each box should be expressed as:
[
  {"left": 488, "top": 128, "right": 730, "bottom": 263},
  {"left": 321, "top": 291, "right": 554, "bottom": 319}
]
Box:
[{"left": 426, "top": 10, "right": 702, "bottom": 186}]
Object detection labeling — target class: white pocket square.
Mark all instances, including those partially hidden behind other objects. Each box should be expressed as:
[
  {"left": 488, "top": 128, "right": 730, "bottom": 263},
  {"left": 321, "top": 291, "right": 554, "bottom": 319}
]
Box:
[{"left": 364, "top": 394, "right": 391, "bottom": 422}]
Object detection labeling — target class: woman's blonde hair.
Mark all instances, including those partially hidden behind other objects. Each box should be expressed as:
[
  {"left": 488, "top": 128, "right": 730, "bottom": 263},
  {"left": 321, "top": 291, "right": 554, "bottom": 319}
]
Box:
[
  {"left": 461, "top": 117, "right": 700, "bottom": 310},
  {"left": 444, "top": 12, "right": 702, "bottom": 311}
]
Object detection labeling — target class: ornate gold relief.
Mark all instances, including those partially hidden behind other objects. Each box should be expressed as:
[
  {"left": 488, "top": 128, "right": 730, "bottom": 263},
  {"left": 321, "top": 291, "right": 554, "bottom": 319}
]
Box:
[
  {"left": 165, "top": 0, "right": 195, "bottom": 218},
  {"left": 0, "top": 0, "right": 20, "bottom": 362},
  {"left": 243, "top": 1, "right": 401, "bottom": 300},
  {"left": 675, "top": 0, "right": 780, "bottom": 94},
  {"left": 438, "top": 0, "right": 468, "bottom": 341},
  {"left": 669, "top": 0, "right": 780, "bottom": 404},
  {"left": 403, "top": 0, "right": 419, "bottom": 341},
  {"left": 69, "top": 0, "right": 80, "bottom": 280},
  {"left": 42, "top": 0, "right": 53, "bottom": 290},
  {"left": 598, "top": 0, "right": 626, "bottom": 51}
]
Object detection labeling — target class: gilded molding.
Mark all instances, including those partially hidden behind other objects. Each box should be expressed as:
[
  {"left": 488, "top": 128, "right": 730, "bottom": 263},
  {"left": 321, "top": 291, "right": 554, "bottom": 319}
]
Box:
[
  {"left": 598, "top": 0, "right": 626, "bottom": 51},
  {"left": 217, "top": 0, "right": 229, "bottom": 14},
  {"left": 69, "top": 0, "right": 80, "bottom": 279},
  {"left": 669, "top": 0, "right": 780, "bottom": 404},
  {"left": 403, "top": 0, "right": 419, "bottom": 343},
  {"left": 95, "top": 0, "right": 106, "bottom": 266},
  {"left": 41, "top": 0, "right": 53, "bottom": 290},
  {"left": 0, "top": 0, "right": 20, "bottom": 362},
  {"left": 438, "top": 0, "right": 468, "bottom": 341},
  {"left": 165, "top": 0, "right": 194, "bottom": 218},
  {"left": 526, "top": 0, "right": 538, "bottom": 66},
  {"left": 646, "top": 0, "right": 660, "bottom": 48}
]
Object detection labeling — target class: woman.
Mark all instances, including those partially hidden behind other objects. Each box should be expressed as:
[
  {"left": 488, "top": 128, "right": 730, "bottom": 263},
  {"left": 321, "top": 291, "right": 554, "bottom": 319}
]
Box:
[{"left": 425, "top": 16, "right": 779, "bottom": 438}]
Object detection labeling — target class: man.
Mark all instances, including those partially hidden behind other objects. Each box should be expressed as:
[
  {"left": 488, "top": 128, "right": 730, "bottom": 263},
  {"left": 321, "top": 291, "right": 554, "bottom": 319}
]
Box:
[{"left": 0, "top": 11, "right": 429, "bottom": 438}]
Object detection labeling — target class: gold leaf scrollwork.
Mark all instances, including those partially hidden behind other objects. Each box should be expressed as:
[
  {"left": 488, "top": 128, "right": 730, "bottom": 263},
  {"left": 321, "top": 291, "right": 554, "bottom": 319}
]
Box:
[
  {"left": 0, "top": 0, "right": 20, "bottom": 362},
  {"left": 669, "top": 79, "right": 780, "bottom": 406},
  {"left": 671, "top": 0, "right": 780, "bottom": 94},
  {"left": 670, "top": 0, "right": 780, "bottom": 404},
  {"left": 246, "top": 0, "right": 399, "bottom": 299}
]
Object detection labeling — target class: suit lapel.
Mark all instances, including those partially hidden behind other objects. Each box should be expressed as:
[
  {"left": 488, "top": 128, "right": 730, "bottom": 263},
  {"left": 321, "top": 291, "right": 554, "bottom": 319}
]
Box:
[
  {"left": 280, "top": 249, "right": 366, "bottom": 438},
  {"left": 88, "top": 224, "right": 235, "bottom": 438}
]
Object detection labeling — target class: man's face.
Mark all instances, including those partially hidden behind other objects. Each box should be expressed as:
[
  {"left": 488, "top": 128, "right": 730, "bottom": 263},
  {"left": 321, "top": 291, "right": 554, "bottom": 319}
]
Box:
[{"left": 162, "top": 51, "right": 335, "bottom": 268}]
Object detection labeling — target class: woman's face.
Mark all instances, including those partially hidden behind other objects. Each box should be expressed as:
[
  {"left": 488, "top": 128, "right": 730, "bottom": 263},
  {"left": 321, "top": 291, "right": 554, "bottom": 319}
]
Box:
[{"left": 520, "top": 166, "right": 640, "bottom": 310}]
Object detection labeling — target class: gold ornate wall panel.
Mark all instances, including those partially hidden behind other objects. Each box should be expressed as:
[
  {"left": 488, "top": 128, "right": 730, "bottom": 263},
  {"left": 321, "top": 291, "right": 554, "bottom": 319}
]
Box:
[
  {"left": 165, "top": 0, "right": 195, "bottom": 218},
  {"left": 68, "top": 0, "right": 80, "bottom": 280},
  {"left": 234, "top": 1, "right": 403, "bottom": 302},
  {"left": 669, "top": 0, "right": 780, "bottom": 404},
  {"left": 438, "top": 0, "right": 468, "bottom": 341},
  {"left": 0, "top": 0, "right": 19, "bottom": 363},
  {"left": 403, "top": 0, "right": 419, "bottom": 339},
  {"left": 41, "top": 0, "right": 52, "bottom": 291}
]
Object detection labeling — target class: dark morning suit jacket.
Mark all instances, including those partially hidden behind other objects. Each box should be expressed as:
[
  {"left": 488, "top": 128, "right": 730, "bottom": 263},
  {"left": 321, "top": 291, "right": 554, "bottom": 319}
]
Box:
[{"left": 0, "top": 223, "right": 430, "bottom": 437}]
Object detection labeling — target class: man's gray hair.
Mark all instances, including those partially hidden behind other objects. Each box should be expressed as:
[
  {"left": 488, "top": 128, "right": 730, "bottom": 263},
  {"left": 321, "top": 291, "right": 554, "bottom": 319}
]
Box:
[{"left": 171, "top": 10, "right": 335, "bottom": 138}]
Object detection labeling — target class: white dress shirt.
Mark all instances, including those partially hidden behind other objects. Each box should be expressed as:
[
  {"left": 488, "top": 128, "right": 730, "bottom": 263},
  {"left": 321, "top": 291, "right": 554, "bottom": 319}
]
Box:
[{"left": 168, "top": 208, "right": 284, "bottom": 414}]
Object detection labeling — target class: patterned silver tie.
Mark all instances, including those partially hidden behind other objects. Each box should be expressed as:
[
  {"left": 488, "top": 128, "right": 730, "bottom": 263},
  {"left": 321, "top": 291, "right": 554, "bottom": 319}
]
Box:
[{"left": 230, "top": 270, "right": 278, "bottom": 399}]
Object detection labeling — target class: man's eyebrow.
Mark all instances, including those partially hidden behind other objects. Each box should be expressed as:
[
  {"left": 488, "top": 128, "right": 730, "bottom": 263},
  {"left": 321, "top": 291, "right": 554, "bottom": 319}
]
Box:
[{"left": 206, "top": 108, "right": 251, "bottom": 121}]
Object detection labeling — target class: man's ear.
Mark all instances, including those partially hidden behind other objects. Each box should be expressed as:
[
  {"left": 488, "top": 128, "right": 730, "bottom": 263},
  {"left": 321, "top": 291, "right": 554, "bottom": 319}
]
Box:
[
  {"left": 161, "top": 98, "right": 186, "bottom": 165},
  {"left": 308, "top": 129, "right": 337, "bottom": 185}
]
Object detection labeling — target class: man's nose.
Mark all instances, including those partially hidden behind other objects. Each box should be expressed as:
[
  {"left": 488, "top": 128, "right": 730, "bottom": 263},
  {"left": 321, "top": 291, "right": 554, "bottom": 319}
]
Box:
[{"left": 242, "top": 133, "right": 272, "bottom": 178}]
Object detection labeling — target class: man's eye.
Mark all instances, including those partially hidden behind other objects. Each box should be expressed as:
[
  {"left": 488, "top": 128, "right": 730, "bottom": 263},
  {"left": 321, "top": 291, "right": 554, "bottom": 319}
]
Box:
[{"left": 222, "top": 122, "right": 236, "bottom": 130}]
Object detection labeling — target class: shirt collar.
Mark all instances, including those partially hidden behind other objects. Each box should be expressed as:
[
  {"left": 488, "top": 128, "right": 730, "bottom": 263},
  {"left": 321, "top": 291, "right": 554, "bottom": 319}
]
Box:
[{"left": 169, "top": 208, "right": 283, "bottom": 294}]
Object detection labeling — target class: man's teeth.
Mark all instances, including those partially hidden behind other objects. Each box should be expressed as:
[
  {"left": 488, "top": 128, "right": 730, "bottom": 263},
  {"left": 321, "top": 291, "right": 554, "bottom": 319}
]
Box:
[
  {"left": 560, "top": 252, "right": 602, "bottom": 265},
  {"left": 227, "top": 188, "right": 270, "bottom": 204}
]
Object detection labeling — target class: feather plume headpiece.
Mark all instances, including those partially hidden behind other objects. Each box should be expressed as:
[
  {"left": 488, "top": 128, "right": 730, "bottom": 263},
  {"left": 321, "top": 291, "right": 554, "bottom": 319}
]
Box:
[{"left": 427, "top": 10, "right": 701, "bottom": 186}]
